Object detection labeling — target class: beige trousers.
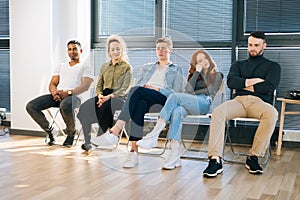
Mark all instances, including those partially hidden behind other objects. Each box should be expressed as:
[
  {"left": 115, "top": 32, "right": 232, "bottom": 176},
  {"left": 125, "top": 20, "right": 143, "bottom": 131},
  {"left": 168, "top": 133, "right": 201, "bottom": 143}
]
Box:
[{"left": 208, "top": 95, "right": 278, "bottom": 158}]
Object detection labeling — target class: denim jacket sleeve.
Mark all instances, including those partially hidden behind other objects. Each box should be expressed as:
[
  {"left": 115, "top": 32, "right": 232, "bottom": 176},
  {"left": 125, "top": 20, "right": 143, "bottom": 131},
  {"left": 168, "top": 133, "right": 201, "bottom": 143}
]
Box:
[
  {"left": 160, "top": 64, "right": 185, "bottom": 97},
  {"left": 135, "top": 62, "right": 157, "bottom": 86}
]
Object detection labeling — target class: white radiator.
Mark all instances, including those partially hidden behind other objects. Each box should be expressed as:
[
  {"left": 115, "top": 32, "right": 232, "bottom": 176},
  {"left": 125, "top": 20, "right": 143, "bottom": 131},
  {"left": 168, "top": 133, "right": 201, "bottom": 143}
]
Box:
[{"left": 283, "top": 130, "right": 300, "bottom": 142}]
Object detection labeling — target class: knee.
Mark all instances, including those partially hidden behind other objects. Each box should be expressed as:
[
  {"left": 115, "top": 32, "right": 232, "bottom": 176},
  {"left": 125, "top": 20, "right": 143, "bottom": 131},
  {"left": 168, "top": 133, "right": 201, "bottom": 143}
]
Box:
[
  {"left": 168, "top": 93, "right": 176, "bottom": 99},
  {"left": 212, "top": 103, "right": 225, "bottom": 116},
  {"left": 172, "top": 107, "right": 185, "bottom": 119},
  {"left": 268, "top": 106, "right": 278, "bottom": 122},
  {"left": 60, "top": 103, "right": 72, "bottom": 113},
  {"left": 135, "top": 100, "right": 147, "bottom": 112},
  {"left": 129, "top": 86, "right": 140, "bottom": 95},
  {"left": 26, "top": 101, "right": 35, "bottom": 113}
]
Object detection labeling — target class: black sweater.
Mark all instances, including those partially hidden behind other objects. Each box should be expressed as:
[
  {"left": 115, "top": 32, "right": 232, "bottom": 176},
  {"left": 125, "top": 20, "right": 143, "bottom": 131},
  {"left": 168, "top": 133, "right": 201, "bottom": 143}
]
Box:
[{"left": 227, "top": 54, "right": 281, "bottom": 104}]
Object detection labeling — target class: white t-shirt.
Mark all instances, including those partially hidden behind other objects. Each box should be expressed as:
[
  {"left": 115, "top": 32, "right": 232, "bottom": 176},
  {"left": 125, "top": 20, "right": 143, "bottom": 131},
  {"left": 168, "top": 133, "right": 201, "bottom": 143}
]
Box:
[
  {"left": 51, "top": 62, "right": 93, "bottom": 91},
  {"left": 146, "top": 67, "right": 167, "bottom": 89}
]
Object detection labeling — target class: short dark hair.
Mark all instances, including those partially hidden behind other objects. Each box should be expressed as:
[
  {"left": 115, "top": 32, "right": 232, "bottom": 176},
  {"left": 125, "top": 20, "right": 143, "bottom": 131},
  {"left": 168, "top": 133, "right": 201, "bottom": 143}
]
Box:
[
  {"left": 67, "top": 40, "right": 81, "bottom": 48},
  {"left": 250, "top": 31, "right": 266, "bottom": 42}
]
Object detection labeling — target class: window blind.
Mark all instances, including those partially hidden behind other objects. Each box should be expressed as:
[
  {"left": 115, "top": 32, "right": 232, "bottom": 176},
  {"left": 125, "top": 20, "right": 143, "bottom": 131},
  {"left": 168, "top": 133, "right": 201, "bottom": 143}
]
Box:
[
  {"left": 0, "top": 0, "right": 9, "bottom": 37},
  {"left": 98, "top": 0, "right": 155, "bottom": 37},
  {"left": 0, "top": 50, "right": 10, "bottom": 111},
  {"left": 165, "top": 0, "right": 232, "bottom": 42},
  {"left": 245, "top": 0, "right": 300, "bottom": 33}
]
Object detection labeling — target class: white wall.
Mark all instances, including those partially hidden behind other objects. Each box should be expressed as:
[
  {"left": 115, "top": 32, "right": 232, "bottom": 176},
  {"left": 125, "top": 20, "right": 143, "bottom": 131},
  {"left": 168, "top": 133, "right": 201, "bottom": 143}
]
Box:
[{"left": 10, "top": 0, "right": 91, "bottom": 131}]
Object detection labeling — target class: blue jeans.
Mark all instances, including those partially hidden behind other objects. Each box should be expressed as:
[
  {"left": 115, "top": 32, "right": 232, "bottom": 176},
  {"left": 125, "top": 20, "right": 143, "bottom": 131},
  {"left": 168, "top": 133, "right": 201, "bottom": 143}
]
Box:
[
  {"left": 118, "top": 86, "right": 167, "bottom": 141},
  {"left": 159, "top": 93, "right": 211, "bottom": 141},
  {"left": 26, "top": 94, "right": 81, "bottom": 134}
]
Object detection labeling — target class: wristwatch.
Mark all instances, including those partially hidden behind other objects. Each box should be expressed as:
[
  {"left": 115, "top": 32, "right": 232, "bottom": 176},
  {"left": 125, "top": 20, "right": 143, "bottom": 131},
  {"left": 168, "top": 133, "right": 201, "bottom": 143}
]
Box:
[{"left": 67, "top": 90, "right": 73, "bottom": 96}]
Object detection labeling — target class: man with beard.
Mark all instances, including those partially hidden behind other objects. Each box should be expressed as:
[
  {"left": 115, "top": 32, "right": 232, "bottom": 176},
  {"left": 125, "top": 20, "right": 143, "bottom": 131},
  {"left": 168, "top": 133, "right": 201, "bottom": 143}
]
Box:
[{"left": 203, "top": 31, "right": 281, "bottom": 177}]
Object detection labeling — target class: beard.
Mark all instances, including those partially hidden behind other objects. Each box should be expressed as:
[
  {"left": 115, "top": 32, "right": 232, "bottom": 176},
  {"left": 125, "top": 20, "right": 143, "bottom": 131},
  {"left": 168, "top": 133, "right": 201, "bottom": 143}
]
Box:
[{"left": 249, "top": 49, "right": 264, "bottom": 57}]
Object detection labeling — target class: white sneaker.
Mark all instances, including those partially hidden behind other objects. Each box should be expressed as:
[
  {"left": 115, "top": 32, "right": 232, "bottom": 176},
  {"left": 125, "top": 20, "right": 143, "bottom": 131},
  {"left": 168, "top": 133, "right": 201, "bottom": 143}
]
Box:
[
  {"left": 162, "top": 140, "right": 182, "bottom": 170},
  {"left": 123, "top": 151, "right": 138, "bottom": 168},
  {"left": 136, "top": 136, "right": 158, "bottom": 150},
  {"left": 90, "top": 131, "right": 119, "bottom": 147}
]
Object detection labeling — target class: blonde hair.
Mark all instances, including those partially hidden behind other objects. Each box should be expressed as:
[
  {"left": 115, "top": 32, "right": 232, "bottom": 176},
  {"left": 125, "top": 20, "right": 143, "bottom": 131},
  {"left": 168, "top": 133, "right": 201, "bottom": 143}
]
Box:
[
  {"left": 156, "top": 37, "right": 173, "bottom": 49},
  {"left": 106, "top": 35, "right": 129, "bottom": 62}
]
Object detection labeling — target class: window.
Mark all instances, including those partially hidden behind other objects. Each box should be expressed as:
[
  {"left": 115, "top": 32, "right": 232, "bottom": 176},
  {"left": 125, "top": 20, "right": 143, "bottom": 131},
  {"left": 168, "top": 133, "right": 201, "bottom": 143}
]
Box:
[
  {"left": 166, "top": 0, "right": 232, "bottom": 44},
  {"left": 98, "top": 0, "right": 155, "bottom": 37},
  {"left": 93, "top": 0, "right": 233, "bottom": 47},
  {"left": 0, "top": 0, "right": 9, "bottom": 38},
  {"left": 244, "top": 0, "right": 300, "bottom": 34},
  {"left": 0, "top": 0, "right": 10, "bottom": 112}
]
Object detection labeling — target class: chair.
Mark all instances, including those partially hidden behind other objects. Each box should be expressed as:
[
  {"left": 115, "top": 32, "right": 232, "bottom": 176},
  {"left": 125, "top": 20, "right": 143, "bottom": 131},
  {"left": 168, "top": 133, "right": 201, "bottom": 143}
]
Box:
[
  {"left": 222, "top": 89, "right": 277, "bottom": 165},
  {"left": 45, "top": 107, "right": 81, "bottom": 146},
  {"left": 180, "top": 80, "right": 226, "bottom": 160},
  {"left": 118, "top": 79, "right": 225, "bottom": 158},
  {"left": 0, "top": 108, "right": 9, "bottom": 136},
  {"left": 44, "top": 75, "right": 97, "bottom": 146}
]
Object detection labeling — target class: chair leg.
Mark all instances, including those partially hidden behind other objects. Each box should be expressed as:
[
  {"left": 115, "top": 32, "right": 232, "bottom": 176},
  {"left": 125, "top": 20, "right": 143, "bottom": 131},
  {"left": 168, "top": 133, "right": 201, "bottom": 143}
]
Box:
[
  {"left": 179, "top": 139, "right": 209, "bottom": 161},
  {"left": 47, "top": 109, "right": 66, "bottom": 137},
  {"left": 223, "top": 122, "right": 271, "bottom": 165},
  {"left": 74, "top": 127, "right": 82, "bottom": 146},
  {"left": 116, "top": 126, "right": 168, "bottom": 155},
  {"left": 118, "top": 126, "right": 129, "bottom": 146}
]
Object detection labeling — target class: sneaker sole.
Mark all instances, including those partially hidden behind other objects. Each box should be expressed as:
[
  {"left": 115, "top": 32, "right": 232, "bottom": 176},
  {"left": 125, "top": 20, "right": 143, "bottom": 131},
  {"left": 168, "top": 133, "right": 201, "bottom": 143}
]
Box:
[
  {"left": 203, "top": 168, "right": 223, "bottom": 177},
  {"left": 63, "top": 144, "right": 73, "bottom": 148},
  {"left": 136, "top": 141, "right": 157, "bottom": 150},
  {"left": 162, "top": 163, "right": 181, "bottom": 170},
  {"left": 162, "top": 159, "right": 182, "bottom": 170},
  {"left": 245, "top": 164, "right": 263, "bottom": 174},
  {"left": 95, "top": 145, "right": 117, "bottom": 150},
  {"left": 90, "top": 140, "right": 118, "bottom": 147},
  {"left": 122, "top": 162, "right": 138, "bottom": 168}
]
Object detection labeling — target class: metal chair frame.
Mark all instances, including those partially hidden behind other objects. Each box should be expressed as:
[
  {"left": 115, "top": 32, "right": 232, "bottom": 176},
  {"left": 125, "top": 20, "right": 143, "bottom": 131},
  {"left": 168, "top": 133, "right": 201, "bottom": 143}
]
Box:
[{"left": 45, "top": 107, "right": 81, "bottom": 146}]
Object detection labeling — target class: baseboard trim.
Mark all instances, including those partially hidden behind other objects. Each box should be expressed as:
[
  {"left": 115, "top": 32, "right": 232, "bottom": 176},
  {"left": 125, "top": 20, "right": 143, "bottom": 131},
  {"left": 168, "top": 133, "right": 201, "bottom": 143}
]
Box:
[{"left": 10, "top": 129, "right": 45, "bottom": 137}]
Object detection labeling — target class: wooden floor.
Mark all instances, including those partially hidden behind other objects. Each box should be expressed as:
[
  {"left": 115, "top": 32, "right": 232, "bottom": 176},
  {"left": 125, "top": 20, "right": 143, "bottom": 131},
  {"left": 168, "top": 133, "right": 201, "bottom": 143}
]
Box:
[{"left": 1, "top": 133, "right": 300, "bottom": 200}]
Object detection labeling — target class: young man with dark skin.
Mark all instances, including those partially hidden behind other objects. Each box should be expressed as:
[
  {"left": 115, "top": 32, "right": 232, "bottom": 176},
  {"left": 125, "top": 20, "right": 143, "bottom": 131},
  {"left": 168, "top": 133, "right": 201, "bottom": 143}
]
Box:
[{"left": 26, "top": 40, "right": 94, "bottom": 147}]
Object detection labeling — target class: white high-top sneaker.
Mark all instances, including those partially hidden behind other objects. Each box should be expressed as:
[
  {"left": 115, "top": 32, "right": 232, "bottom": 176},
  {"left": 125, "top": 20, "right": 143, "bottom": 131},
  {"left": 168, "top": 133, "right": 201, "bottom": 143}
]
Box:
[
  {"left": 136, "top": 132, "right": 159, "bottom": 149},
  {"left": 162, "top": 140, "right": 182, "bottom": 170},
  {"left": 123, "top": 151, "right": 138, "bottom": 168}
]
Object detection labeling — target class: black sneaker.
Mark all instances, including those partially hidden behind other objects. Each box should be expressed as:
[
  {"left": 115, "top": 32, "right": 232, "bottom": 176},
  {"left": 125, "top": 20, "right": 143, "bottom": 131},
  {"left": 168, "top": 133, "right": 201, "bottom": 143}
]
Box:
[
  {"left": 203, "top": 159, "right": 223, "bottom": 178},
  {"left": 245, "top": 155, "right": 263, "bottom": 174},
  {"left": 47, "top": 133, "right": 55, "bottom": 146},
  {"left": 45, "top": 128, "right": 55, "bottom": 146},
  {"left": 81, "top": 144, "right": 94, "bottom": 153},
  {"left": 63, "top": 135, "right": 75, "bottom": 147}
]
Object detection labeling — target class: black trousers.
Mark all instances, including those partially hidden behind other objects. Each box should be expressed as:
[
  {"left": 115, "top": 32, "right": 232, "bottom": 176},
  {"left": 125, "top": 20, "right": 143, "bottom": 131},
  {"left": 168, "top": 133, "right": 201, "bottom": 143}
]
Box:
[
  {"left": 118, "top": 86, "right": 167, "bottom": 141},
  {"left": 77, "top": 94, "right": 124, "bottom": 145}
]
